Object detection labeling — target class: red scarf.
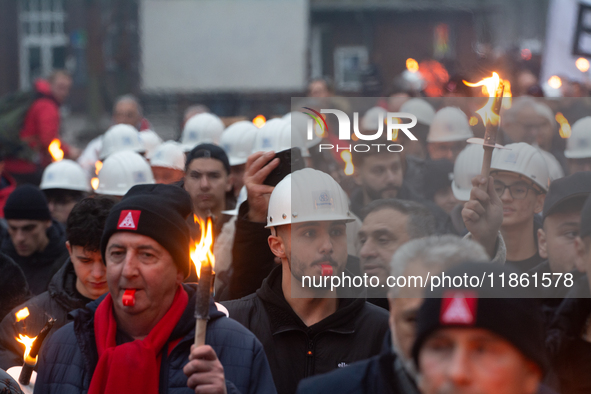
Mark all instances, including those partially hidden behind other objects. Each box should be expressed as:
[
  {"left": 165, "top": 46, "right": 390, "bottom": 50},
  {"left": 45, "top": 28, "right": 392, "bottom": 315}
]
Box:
[{"left": 88, "top": 286, "right": 189, "bottom": 394}]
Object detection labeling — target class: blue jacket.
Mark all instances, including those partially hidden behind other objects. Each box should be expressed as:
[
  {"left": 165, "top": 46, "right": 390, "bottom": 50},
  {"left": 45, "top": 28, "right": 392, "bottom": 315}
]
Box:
[{"left": 33, "top": 284, "right": 277, "bottom": 394}]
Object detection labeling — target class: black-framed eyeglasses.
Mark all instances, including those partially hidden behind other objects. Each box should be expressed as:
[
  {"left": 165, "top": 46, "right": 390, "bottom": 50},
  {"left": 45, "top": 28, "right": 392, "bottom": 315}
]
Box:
[{"left": 493, "top": 180, "right": 540, "bottom": 200}]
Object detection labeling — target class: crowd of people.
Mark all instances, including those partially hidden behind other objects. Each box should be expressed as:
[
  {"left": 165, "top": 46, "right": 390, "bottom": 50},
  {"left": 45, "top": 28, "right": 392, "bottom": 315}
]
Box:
[{"left": 0, "top": 68, "right": 590, "bottom": 394}]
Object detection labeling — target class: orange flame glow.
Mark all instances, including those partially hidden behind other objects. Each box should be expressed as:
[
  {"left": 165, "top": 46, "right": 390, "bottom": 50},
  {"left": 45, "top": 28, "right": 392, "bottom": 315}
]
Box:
[
  {"left": 91, "top": 177, "right": 99, "bottom": 190},
  {"left": 340, "top": 151, "right": 354, "bottom": 176},
  {"left": 95, "top": 161, "right": 103, "bottom": 175},
  {"left": 548, "top": 75, "right": 562, "bottom": 90},
  {"left": 253, "top": 115, "right": 266, "bottom": 128},
  {"left": 556, "top": 112, "right": 572, "bottom": 139},
  {"left": 501, "top": 80, "right": 512, "bottom": 110},
  {"left": 15, "top": 307, "right": 29, "bottom": 322},
  {"left": 469, "top": 116, "right": 479, "bottom": 126},
  {"left": 576, "top": 57, "right": 590, "bottom": 73},
  {"left": 463, "top": 72, "right": 504, "bottom": 126},
  {"left": 190, "top": 215, "right": 215, "bottom": 277},
  {"left": 406, "top": 58, "right": 419, "bottom": 73},
  {"left": 16, "top": 334, "right": 37, "bottom": 363},
  {"left": 48, "top": 139, "right": 64, "bottom": 161}
]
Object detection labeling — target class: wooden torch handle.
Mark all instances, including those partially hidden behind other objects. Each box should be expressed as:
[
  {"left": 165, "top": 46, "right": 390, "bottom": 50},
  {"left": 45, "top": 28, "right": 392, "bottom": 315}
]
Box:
[{"left": 195, "top": 319, "right": 207, "bottom": 347}]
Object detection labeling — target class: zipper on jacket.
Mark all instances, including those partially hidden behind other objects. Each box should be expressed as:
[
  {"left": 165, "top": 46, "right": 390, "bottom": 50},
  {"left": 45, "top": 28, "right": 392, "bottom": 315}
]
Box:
[{"left": 305, "top": 339, "right": 314, "bottom": 377}]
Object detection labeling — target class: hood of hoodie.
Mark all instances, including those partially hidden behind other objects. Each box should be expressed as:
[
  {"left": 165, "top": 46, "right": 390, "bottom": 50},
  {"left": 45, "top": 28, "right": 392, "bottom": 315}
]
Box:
[{"left": 48, "top": 258, "right": 94, "bottom": 312}]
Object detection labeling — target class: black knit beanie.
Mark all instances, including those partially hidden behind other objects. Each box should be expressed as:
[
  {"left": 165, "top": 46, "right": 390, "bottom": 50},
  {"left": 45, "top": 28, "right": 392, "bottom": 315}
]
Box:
[
  {"left": 4, "top": 185, "right": 51, "bottom": 221},
  {"left": 100, "top": 184, "right": 193, "bottom": 278},
  {"left": 412, "top": 262, "right": 548, "bottom": 374}
]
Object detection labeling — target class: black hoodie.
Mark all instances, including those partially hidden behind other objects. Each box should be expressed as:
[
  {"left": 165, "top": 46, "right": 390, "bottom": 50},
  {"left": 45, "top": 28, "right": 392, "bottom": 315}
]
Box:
[
  {"left": 0, "top": 220, "right": 68, "bottom": 295},
  {"left": 222, "top": 265, "right": 390, "bottom": 394},
  {"left": 0, "top": 259, "right": 93, "bottom": 370}
]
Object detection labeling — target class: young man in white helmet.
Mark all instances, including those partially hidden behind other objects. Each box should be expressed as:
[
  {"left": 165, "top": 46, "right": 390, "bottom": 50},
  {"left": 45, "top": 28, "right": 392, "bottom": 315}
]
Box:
[
  {"left": 489, "top": 142, "right": 549, "bottom": 272},
  {"left": 222, "top": 168, "right": 389, "bottom": 394},
  {"left": 426, "top": 107, "right": 473, "bottom": 163}
]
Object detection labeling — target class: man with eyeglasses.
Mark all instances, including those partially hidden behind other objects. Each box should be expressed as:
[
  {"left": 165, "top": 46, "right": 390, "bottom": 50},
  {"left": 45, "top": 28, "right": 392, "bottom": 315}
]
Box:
[{"left": 490, "top": 142, "right": 550, "bottom": 272}]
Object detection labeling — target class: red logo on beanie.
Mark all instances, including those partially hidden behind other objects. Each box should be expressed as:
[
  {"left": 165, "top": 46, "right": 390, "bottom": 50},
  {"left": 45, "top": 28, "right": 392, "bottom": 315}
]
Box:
[
  {"left": 440, "top": 291, "right": 477, "bottom": 325},
  {"left": 117, "top": 210, "right": 141, "bottom": 230}
]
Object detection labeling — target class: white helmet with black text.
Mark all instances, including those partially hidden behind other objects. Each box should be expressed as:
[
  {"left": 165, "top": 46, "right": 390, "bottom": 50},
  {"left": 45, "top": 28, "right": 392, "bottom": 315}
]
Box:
[
  {"left": 491, "top": 142, "right": 550, "bottom": 192},
  {"left": 181, "top": 113, "right": 225, "bottom": 152},
  {"left": 96, "top": 151, "right": 155, "bottom": 196},
  {"left": 40, "top": 159, "right": 91, "bottom": 192},
  {"left": 99, "top": 124, "right": 145, "bottom": 160}
]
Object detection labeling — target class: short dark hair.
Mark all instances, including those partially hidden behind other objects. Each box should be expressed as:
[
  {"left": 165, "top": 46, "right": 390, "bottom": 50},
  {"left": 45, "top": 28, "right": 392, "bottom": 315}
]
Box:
[
  {"left": 360, "top": 199, "right": 437, "bottom": 239},
  {"left": 66, "top": 197, "right": 116, "bottom": 251},
  {"left": 43, "top": 189, "right": 87, "bottom": 205}
]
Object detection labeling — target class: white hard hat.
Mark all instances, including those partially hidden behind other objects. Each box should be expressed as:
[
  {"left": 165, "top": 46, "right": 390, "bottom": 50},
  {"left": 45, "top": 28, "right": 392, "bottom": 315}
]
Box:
[
  {"left": 148, "top": 141, "right": 186, "bottom": 171},
  {"left": 451, "top": 144, "right": 485, "bottom": 201},
  {"left": 538, "top": 149, "right": 564, "bottom": 181},
  {"left": 427, "top": 107, "right": 474, "bottom": 143},
  {"left": 400, "top": 98, "right": 436, "bottom": 126},
  {"left": 266, "top": 168, "right": 354, "bottom": 228},
  {"left": 96, "top": 151, "right": 155, "bottom": 196},
  {"left": 361, "top": 107, "right": 387, "bottom": 131},
  {"left": 99, "top": 124, "right": 145, "bottom": 160},
  {"left": 565, "top": 116, "right": 591, "bottom": 159},
  {"left": 220, "top": 121, "right": 258, "bottom": 166},
  {"left": 181, "top": 113, "right": 225, "bottom": 152},
  {"left": 139, "top": 130, "right": 163, "bottom": 158},
  {"left": 40, "top": 159, "right": 91, "bottom": 192},
  {"left": 491, "top": 142, "right": 550, "bottom": 192},
  {"left": 284, "top": 112, "right": 322, "bottom": 148},
  {"left": 252, "top": 118, "right": 309, "bottom": 157}
]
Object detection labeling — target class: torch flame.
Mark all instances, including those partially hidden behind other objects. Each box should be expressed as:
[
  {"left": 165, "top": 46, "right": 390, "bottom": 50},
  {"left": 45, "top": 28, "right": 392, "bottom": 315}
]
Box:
[
  {"left": 406, "top": 58, "right": 419, "bottom": 73},
  {"left": 501, "top": 80, "right": 512, "bottom": 110},
  {"left": 15, "top": 307, "right": 29, "bottom": 322},
  {"left": 15, "top": 334, "right": 37, "bottom": 363},
  {"left": 340, "top": 151, "right": 354, "bottom": 176},
  {"left": 463, "top": 72, "right": 504, "bottom": 126},
  {"left": 469, "top": 116, "right": 479, "bottom": 126},
  {"left": 91, "top": 177, "right": 99, "bottom": 190},
  {"left": 556, "top": 112, "right": 572, "bottom": 139},
  {"left": 576, "top": 57, "right": 590, "bottom": 73},
  {"left": 548, "top": 75, "right": 562, "bottom": 90},
  {"left": 48, "top": 139, "right": 64, "bottom": 162},
  {"left": 95, "top": 161, "right": 103, "bottom": 175},
  {"left": 190, "top": 215, "right": 215, "bottom": 277},
  {"left": 253, "top": 115, "right": 266, "bottom": 128}
]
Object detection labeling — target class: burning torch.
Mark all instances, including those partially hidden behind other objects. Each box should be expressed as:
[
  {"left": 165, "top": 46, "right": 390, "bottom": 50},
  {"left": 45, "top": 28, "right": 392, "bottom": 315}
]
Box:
[
  {"left": 463, "top": 72, "right": 506, "bottom": 186},
  {"left": 191, "top": 215, "right": 216, "bottom": 347},
  {"left": 17, "top": 317, "right": 56, "bottom": 386}
]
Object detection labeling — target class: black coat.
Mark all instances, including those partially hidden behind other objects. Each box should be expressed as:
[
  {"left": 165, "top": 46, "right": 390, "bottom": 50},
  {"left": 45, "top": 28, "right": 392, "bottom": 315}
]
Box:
[
  {"left": 0, "top": 220, "right": 68, "bottom": 295},
  {"left": 222, "top": 265, "right": 390, "bottom": 394},
  {"left": 0, "top": 251, "right": 30, "bottom": 323},
  {"left": 0, "top": 259, "right": 92, "bottom": 370}
]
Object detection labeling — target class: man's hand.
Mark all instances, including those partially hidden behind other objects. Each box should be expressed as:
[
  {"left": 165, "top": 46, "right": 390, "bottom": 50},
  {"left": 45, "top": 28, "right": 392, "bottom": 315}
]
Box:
[
  {"left": 462, "top": 175, "right": 503, "bottom": 258},
  {"left": 244, "top": 151, "right": 279, "bottom": 223},
  {"left": 184, "top": 345, "right": 227, "bottom": 394}
]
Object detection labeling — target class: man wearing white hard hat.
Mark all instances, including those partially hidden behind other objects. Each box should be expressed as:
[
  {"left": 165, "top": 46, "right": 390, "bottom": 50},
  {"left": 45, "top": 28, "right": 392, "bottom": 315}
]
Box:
[
  {"left": 181, "top": 113, "right": 225, "bottom": 152},
  {"left": 40, "top": 160, "right": 91, "bottom": 224},
  {"left": 488, "top": 142, "right": 549, "bottom": 272},
  {"left": 95, "top": 151, "right": 155, "bottom": 199},
  {"left": 565, "top": 116, "right": 591, "bottom": 174},
  {"left": 222, "top": 168, "right": 389, "bottom": 394},
  {"left": 426, "top": 107, "right": 473, "bottom": 163},
  {"left": 148, "top": 141, "right": 185, "bottom": 185},
  {"left": 99, "top": 124, "right": 145, "bottom": 161},
  {"left": 220, "top": 120, "right": 258, "bottom": 197}
]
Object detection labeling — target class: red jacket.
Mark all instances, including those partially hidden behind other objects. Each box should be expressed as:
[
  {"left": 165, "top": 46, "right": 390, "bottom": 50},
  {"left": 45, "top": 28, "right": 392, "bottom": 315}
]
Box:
[
  {"left": 4, "top": 80, "right": 70, "bottom": 174},
  {"left": 0, "top": 173, "right": 16, "bottom": 218}
]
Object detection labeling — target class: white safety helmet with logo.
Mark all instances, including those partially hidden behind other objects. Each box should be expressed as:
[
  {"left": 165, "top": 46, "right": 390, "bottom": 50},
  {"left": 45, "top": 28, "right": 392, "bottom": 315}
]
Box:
[
  {"left": 565, "top": 116, "right": 591, "bottom": 159},
  {"left": 427, "top": 107, "right": 474, "bottom": 143},
  {"left": 99, "top": 124, "right": 145, "bottom": 160},
  {"left": 148, "top": 141, "right": 186, "bottom": 171},
  {"left": 490, "top": 142, "right": 550, "bottom": 192},
  {"left": 451, "top": 144, "right": 485, "bottom": 202},
  {"left": 40, "top": 159, "right": 91, "bottom": 192},
  {"left": 181, "top": 113, "right": 225, "bottom": 152},
  {"left": 252, "top": 118, "right": 309, "bottom": 157},
  {"left": 283, "top": 112, "right": 323, "bottom": 149},
  {"left": 220, "top": 121, "right": 258, "bottom": 166},
  {"left": 139, "top": 130, "right": 163, "bottom": 158},
  {"left": 96, "top": 151, "right": 155, "bottom": 196},
  {"left": 400, "top": 98, "right": 436, "bottom": 126},
  {"left": 266, "top": 168, "right": 354, "bottom": 228}
]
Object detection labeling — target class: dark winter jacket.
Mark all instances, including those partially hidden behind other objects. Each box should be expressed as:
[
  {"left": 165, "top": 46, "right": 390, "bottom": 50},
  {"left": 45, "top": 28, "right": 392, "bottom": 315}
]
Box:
[
  {"left": 222, "top": 265, "right": 390, "bottom": 394},
  {"left": 296, "top": 331, "right": 418, "bottom": 394},
  {"left": 0, "top": 252, "right": 30, "bottom": 322},
  {"left": 0, "top": 259, "right": 93, "bottom": 370},
  {"left": 545, "top": 275, "right": 591, "bottom": 394},
  {"left": 219, "top": 202, "right": 361, "bottom": 301},
  {"left": 33, "top": 283, "right": 276, "bottom": 394},
  {"left": 0, "top": 220, "right": 68, "bottom": 295}
]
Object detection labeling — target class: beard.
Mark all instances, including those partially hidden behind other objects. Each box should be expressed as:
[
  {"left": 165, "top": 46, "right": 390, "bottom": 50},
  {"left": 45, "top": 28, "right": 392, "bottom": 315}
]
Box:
[
  {"left": 289, "top": 254, "right": 342, "bottom": 289},
  {"left": 365, "top": 184, "right": 400, "bottom": 201}
]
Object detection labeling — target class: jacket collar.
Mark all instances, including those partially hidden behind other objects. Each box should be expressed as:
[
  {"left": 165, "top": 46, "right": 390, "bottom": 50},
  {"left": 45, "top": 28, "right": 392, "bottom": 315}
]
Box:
[
  {"left": 48, "top": 258, "right": 93, "bottom": 311},
  {"left": 256, "top": 265, "right": 366, "bottom": 336}
]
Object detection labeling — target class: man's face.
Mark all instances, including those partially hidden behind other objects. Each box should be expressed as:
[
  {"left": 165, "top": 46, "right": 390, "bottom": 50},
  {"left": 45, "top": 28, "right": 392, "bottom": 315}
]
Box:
[
  {"left": 568, "top": 158, "right": 591, "bottom": 174},
  {"left": 151, "top": 166, "right": 184, "bottom": 185},
  {"left": 230, "top": 164, "right": 246, "bottom": 198},
  {"left": 6, "top": 219, "right": 51, "bottom": 257},
  {"left": 492, "top": 172, "right": 545, "bottom": 229},
  {"left": 418, "top": 328, "right": 541, "bottom": 394},
  {"left": 308, "top": 80, "right": 330, "bottom": 98},
  {"left": 358, "top": 208, "right": 410, "bottom": 284},
  {"left": 434, "top": 186, "right": 460, "bottom": 215},
  {"left": 389, "top": 296, "right": 422, "bottom": 361},
  {"left": 105, "top": 232, "right": 183, "bottom": 317},
  {"left": 47, "top": 199, "right": 77, "bottom": 225},
  {"left": 427, "top": 141, "right": 467, "bottom": 163},
  {"left": 277, "top": 221, "right": 348, "bottom": 283},
  {"left": 539, "top": 207, "right": 582, "bottom": 273},
  {"left": 505, "top": 108, "right": 552, "bottom": 148},
  {"left": 50, "top": 73, "right": 72, "bottom": 104},
  {"left": 354, "top": 154, "right": 404, "bottom": 201},
  {"left": 67, "top": 243, "right": 108, "bottom": 299},
  {"left": 184, "top": 158, "right": 231, "bottom": 215},
  {"left": 113, "top": 100, "right": 142, "bottom": 128}
]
